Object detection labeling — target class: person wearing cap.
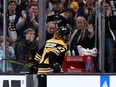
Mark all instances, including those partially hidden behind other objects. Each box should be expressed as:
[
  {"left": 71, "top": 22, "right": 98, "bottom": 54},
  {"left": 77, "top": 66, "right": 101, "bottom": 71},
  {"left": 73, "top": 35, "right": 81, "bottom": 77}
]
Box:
[{"left": 46, "top": 0, "right": 66, "bottom": 25}]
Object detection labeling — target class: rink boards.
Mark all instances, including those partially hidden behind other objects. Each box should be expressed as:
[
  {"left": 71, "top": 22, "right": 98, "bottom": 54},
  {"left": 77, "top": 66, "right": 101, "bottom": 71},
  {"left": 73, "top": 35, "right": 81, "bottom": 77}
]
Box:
[{"left": 0, "top": 74, "right": 116, "bottom": 87}]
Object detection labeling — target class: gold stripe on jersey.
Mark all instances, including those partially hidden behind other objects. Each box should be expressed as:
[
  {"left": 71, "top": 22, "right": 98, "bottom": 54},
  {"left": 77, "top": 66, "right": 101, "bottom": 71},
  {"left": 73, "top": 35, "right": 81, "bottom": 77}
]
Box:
[
  {"left": 38, "top": 67, "right": 53, "bottom": 71},
  {"left": 34, "top": 53, "right": 42, "bottom": 61},
  {"left": 37, "top": 67, "right": 53, "bottom": 74},
  {"left": 37, "top": 66, "right": 63, "bottom": 74}
]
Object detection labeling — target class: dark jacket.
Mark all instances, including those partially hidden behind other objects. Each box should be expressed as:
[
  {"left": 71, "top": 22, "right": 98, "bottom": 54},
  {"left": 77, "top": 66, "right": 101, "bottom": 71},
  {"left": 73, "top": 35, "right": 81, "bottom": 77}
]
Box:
[
  {"left": 70, "top": 29, "right": 95, "bottom": 55},
  {"left": 16, "top": 39, "right": 39, "bottom": 62},
  {"left": 105, "top": 16, "right": 116, "bottom": 41}
]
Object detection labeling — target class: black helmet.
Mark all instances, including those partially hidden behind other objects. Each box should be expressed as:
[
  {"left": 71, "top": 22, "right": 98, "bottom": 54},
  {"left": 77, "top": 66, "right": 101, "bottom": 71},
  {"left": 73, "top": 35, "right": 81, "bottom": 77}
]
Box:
[{"left": 57, "top": 26, "right": 70, "bottom": 37}]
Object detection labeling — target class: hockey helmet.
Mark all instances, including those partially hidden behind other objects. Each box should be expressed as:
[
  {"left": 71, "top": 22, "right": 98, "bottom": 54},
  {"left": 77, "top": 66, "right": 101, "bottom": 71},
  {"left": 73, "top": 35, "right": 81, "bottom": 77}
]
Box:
[{"left": 57, "top": 26, "right": 71, "bottom": 38}]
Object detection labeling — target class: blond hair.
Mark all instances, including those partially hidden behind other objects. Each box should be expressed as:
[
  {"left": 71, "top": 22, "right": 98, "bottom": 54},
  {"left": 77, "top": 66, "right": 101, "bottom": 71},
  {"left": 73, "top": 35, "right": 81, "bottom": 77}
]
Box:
[{"left": 75, "top": 16, "right": 88, "bottom": 29}]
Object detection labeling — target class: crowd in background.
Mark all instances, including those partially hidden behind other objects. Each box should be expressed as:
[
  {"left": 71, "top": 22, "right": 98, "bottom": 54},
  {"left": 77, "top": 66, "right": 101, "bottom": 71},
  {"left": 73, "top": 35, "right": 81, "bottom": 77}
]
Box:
[{"left": 0, "top": 0, "right": 116, "bottom": 74}]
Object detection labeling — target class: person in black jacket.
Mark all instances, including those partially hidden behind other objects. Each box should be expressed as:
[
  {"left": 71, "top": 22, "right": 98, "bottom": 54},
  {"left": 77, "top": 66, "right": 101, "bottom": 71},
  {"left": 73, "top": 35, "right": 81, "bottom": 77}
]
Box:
[
  {"left": 69, "top": 16, "right": 95, "bottom": 55},
  {"left": 103, "top": 0, "right": 115, "bottom": 73},
  {"left": 15, "top": 28, "right": 39, "bottom": 73}
]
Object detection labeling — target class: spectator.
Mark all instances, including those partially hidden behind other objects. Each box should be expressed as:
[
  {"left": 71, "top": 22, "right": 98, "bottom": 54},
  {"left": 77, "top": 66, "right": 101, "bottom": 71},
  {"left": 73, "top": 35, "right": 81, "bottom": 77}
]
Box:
[
  {"left": 15, "top": 28, "right": 39, "bottom": 73},
  {"left": 69, "top": 16, "right": 95, "bottom": 55},
  {"left": 16, "top": 0, "right": 29, "bottom": 14},
  {"left": 16, "top": 2, "right": 39, "bottom": 39},
  {"left": 47, "top": 0, "right": 76, "bottom": 28},
  {"left": 0, "top": 36, "right": 16, "bottom": 73},
  {"left": 35, "top": 26, "right": 71, "bottom": 87},
  {"left": 59, "top": 8, "right": 75, "bottom": 28},
  {"left": 7, "top": 0, "right": 20, "bottom": 41},
  {"left": 46, "top": 0, "right": 54, "bottom": 16},
  {"left": 103, "top": 0, "right": 115, "bottom": 73},
  {"left": 46, "top": 0, "right": 66, "bottom": 25},
  {"left": 77, "top": 0, "right": 95, "bottom": 25},
  {"left": 46, "top": 21, "right": 57, "bottom": 41}
]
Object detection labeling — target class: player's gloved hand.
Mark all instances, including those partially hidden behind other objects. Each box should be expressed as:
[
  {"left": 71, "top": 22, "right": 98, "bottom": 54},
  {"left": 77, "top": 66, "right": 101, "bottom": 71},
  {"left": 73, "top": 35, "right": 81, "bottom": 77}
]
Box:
[
  {"left": 29, "top": 64, "right": 38, "bottom": 74},
  {"left": 51, "top": 63, "right": 61, "bottom": 73}
]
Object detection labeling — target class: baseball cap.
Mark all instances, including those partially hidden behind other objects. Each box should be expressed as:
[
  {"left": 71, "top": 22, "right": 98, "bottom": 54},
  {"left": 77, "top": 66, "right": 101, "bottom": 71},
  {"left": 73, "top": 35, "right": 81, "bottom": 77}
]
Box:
[{"left": 52, "top": 0, "right": 62, "bottom": 4}]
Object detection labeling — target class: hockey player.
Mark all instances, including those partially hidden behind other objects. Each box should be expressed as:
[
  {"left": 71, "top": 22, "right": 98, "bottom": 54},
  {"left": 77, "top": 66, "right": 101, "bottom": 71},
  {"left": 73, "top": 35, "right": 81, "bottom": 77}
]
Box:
[{"left": 35, "top": 26, "right": 71, "bottom": 87}]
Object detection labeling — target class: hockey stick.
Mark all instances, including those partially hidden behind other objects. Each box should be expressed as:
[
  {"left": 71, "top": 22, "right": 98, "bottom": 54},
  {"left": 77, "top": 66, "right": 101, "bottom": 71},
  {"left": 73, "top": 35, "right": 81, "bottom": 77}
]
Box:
[{"left": 1, "top": 58, "right": 34, "bottom": 68}]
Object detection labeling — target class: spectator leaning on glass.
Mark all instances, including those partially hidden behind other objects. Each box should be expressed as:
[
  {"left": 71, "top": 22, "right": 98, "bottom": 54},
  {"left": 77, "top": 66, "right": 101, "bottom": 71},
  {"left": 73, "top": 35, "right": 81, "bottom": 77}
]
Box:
[
  {"left": 34, "top": 26, "right": 71, "bottom": 87},
  {"left": 16, "top": 2, "right": 39, "bottom": 40}
]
